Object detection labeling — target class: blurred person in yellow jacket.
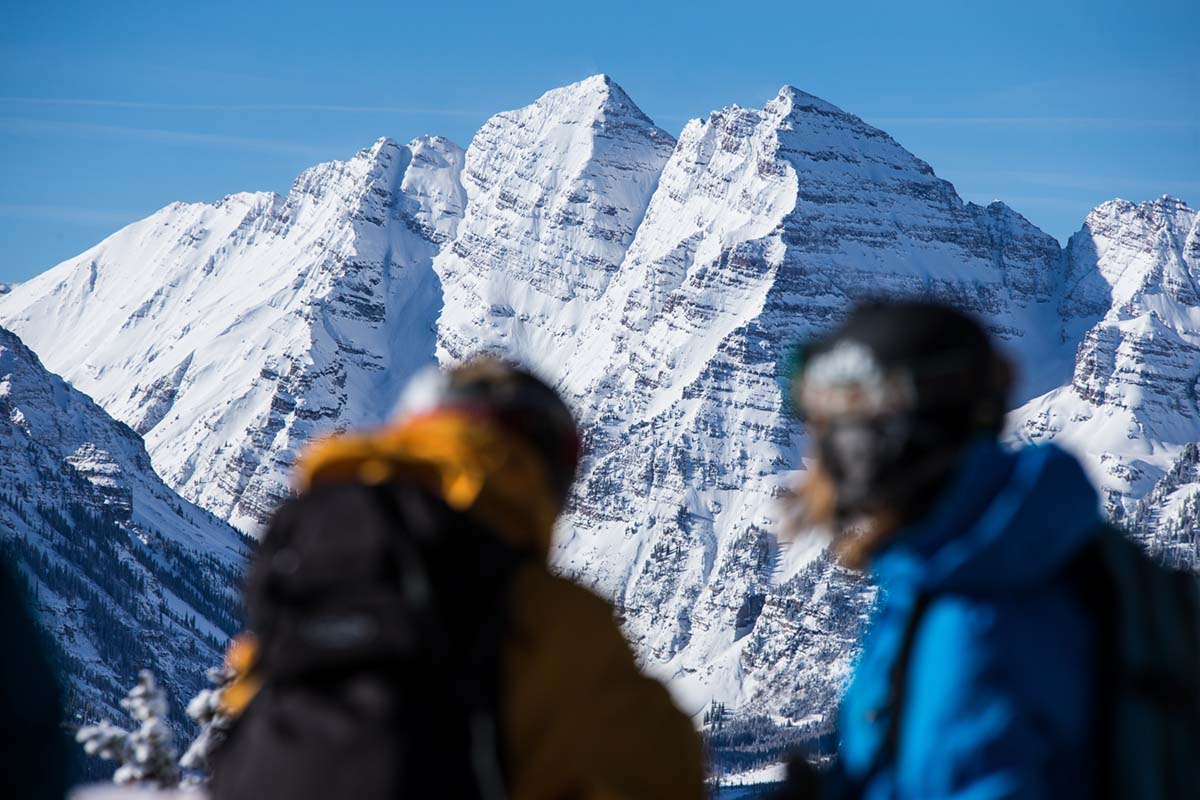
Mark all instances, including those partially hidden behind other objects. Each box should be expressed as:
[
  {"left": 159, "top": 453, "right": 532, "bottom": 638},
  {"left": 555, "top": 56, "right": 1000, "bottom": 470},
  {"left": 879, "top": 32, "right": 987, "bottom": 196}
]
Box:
[{"left": 211, "top": 358, "right": 704, "bottom": 800}]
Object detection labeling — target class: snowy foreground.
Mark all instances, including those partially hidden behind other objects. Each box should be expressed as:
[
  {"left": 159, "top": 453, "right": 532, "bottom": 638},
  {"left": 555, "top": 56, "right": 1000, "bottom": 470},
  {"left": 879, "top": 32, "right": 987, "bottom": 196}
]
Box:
[
  {"left": 1, "top": 74, "right": 1196, "bottom": 755},
  {"left": 70, "top": 777, "right": 788, "bottom": 799},
  {"left": 70, "top": 786, "right": 782, "bottom": 799},
  {"left": 71, "top": 788, "right": 205, "bottom": 800}
]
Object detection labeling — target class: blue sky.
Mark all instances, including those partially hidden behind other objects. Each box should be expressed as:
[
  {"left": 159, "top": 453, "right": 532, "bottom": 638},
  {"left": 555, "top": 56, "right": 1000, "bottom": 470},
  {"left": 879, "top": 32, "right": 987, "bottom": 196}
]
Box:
[{"left": 2, "top": 0, "right": 1197, "bottom": 284}]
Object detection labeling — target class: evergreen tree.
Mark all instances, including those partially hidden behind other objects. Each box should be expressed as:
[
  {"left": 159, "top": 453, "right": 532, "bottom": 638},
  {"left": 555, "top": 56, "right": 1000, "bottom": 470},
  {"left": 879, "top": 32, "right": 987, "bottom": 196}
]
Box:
[
  {"left": 76, "top": 670, "right": 180, "bottom": 787},
  {"left": 179, "top": 663, "right": 235, "bottom": 784}
]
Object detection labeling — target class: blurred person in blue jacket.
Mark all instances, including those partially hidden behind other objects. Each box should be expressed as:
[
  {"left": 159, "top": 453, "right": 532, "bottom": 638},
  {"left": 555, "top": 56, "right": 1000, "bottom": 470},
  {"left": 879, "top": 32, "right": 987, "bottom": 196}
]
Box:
[{"left": 783, "top": 300, "right": 1102, "bottom": 800}]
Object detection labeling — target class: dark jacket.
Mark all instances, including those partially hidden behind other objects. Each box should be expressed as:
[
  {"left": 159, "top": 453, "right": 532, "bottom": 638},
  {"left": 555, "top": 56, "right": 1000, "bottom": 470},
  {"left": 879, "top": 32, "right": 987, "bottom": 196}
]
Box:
[
  {"left": 217, "top": 413, "right": 706, "bottom": 800},
  {"left": 0, "top": 555, "right": 69, "bottom": 799}
]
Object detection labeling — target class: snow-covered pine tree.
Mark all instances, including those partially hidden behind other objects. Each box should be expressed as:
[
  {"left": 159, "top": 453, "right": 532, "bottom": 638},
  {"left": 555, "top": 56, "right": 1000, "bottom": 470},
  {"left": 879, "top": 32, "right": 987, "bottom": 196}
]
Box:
[
  {"left": 76, "top": 670, "right": 180, "bottom": 788},
  {"left": 179, "top": 662, "right": 235, "bottom": 784},
  {"left": 78, "top": 662, "right": 239, "bottom": 789}
]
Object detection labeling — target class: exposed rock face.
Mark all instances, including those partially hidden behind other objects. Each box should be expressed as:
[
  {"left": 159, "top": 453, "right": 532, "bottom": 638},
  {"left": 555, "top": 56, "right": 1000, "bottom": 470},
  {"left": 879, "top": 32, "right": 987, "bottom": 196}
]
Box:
[
  {"left": 1, "top": 76, "right": 1196, "bottom": 742},
  {"left": 0, "top": 136, "right": 465, "bottom": 531},
  {"left": 1012, "top": 197, "right": 1200, "bottom": 517},
  {"left": 0, "top": 326, "right": 247, "bottom": 723}
]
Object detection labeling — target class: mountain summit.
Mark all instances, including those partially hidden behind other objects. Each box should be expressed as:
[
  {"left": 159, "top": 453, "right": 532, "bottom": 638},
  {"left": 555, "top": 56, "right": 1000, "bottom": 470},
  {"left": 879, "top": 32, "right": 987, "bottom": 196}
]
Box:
[{"left": 436, "top": 75, "right": 676, "bottom": 370}]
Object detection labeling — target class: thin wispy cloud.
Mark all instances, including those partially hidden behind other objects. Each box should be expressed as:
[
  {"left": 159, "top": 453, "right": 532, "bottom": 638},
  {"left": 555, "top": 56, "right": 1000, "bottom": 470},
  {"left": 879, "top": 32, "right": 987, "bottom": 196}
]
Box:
[
  {"left": 871, "top": 115, "right": 1197, "bottom": 130},
  {"left": 0, "top": 96, "right": 487, "bottom": 115},
  {"left": 966, "top": 170, "right": 1200, "bottom": 196},
  {"left": 960, "top": 193, "right": 1085, "bottom": 214},
  {"left": 0, "top": 117, "right": 328, "bottom": 156},
  {"left": 0, "top": 203, "right": 146, "bottom": 226}
]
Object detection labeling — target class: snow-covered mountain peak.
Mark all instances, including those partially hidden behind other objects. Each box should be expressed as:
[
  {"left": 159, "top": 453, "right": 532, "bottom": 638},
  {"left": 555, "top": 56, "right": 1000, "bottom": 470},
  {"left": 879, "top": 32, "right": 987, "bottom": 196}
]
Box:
[
  {"left": 435, "top": 76, "right": 676, "bottom": 367},
  {"left": 529, "top": 73, "right": 660, "bottom": 127},
  {"left": 1070, "top": 195, "right": 1198, "bottom": 311},
  {"left": 767, "top": 89, "right": 938, "bottom": 181},
  {"left": 587, "top": 81, "right": 1065, "bottom": 405},
  {"left": 1086, "top": 193, "right": 1194, "bottom": 227},
  {"left": 287, "top": 135, "right": 408, "bottom": 215},
  {"left": 364, "top": 135, "right": 402, "bottom": 155},
  {"left": 1014, "top": 194, "right": 1200, "bottom": 515},
  {"left": 487, "top": 75, "right": 676, "bottom": 164},
  {"left": 581, "top": 72, "right": 615, "bottom": 90},
  {"left": 769, "top": 84, "right": 846, "bottom": 116},
  {"left": 1083, "top": 193, "right": 1193, "bottom": 230},
  {"left": 1135, "top": 194, "right": 1193, "bottom": 218},
  {"left": 408, "top": 133, "right": 462, "bottom": 159},
  {"left": 979, "top": 198, "right": 1033, "bottom": 220}
]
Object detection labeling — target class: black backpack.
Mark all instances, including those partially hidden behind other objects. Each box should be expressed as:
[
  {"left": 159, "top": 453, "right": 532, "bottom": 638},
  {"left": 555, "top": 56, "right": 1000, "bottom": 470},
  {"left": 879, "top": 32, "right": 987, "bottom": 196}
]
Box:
[
  {"left": 210, "top": 480, "right": 526, "bottom": 800},
  {"left": 1071, "top": 528, "right": 1200, "bottom": 799}
]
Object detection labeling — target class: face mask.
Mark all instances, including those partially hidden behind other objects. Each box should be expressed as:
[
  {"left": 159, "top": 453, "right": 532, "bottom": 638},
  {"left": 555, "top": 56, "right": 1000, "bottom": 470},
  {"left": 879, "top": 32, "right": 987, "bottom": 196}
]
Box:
[
  {"left": 811, "top": 414, "right": 914, "bottom": 517},
  {"left": 797, "top": 340, "right": 966, "bottom": 523}
]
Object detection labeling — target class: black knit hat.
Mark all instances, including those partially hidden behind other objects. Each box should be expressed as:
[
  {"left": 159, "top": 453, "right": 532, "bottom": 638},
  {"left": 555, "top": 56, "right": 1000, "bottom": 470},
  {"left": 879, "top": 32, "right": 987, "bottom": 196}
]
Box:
[
  {"left": 416, "top": 358, "right": 581, "bottom": 504},
  {"left": 790, "top": 299, "right": 1012, "bottom": 524},
  {"left": 795, "top": 299, "right": 1010, "bottom": 437}
]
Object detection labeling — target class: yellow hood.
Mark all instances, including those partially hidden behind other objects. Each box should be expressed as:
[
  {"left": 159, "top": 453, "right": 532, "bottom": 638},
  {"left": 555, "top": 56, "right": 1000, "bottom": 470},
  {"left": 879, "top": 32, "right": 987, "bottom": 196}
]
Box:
[{"left": 295, "top": 410, "right": 559, "bottom": 559}]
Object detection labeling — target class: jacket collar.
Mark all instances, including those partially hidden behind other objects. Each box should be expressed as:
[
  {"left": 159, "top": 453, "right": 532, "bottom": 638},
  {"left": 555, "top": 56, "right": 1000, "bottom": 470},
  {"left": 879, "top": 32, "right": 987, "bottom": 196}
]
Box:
[{"left": 871, "top": 440, "right": 1103, "bottom": 595}]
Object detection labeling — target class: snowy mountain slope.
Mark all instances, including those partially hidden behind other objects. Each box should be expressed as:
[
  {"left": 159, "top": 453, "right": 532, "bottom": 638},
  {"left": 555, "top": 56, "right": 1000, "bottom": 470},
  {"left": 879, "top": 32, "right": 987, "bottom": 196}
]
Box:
[
  {"left": 1012, "top": 197, "right": 1200, "bottom": 518},
  {"left": 1127, "top": 442, "right": 1200, "bottom": 570},
  {"left": 0, "top": 325, "right": 247, "bottom": 724},
  {"left": 2, "top": 75, "right": 1196, "bottom": 747},
  {"left": 0, "top": 136, "right": 464, "bottom": 531}
]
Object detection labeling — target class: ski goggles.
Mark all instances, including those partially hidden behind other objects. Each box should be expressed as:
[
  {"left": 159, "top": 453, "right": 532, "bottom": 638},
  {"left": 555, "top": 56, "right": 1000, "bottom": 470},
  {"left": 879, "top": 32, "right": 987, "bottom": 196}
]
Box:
[{"left": 787, "top": 340, "right": 917, "bottom": 423}]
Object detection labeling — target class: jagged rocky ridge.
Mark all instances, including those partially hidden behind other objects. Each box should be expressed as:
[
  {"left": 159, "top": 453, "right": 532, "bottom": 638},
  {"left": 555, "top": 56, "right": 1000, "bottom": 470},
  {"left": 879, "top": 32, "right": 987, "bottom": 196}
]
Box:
[
  {"left": 1013, "top": 197, "right": 1200, "bottom": 516},
  {"left": 0, "top": 135, "right": 463, "bottom": 532},
  {"left": 1, "top": 76, "right": 1196, "bottom": 750},
  {"left": 0, "top": 325, "right": 248, "bottom": 727}
]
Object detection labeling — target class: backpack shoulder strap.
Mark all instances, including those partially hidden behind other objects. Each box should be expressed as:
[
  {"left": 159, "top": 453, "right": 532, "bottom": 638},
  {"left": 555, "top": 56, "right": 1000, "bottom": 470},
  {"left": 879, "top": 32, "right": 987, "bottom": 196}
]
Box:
[
  {"left": 370, "top": 481, "right": 520, "bottom": 800},
  {"left": 870, "top": 592, "right": 933, "bottom": 777}
]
